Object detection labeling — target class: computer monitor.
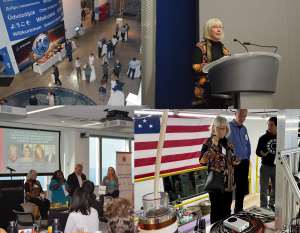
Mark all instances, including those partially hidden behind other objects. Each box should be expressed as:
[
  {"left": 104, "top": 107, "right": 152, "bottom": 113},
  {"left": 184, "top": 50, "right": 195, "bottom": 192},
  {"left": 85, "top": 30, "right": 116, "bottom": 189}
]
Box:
[{"left": 74, "top": 26, "right": 80, "bottom": 32}]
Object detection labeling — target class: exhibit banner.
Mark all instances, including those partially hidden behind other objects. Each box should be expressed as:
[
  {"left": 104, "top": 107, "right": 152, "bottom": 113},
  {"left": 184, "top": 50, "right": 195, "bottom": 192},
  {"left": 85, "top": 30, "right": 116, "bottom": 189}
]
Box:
[
  {"left": 11, "top": 20, "right": 65, "bottom": 73},
  {"left": 0, "top": 0, "right": 64, "bottom": 42},
  {"left": 116, "top": 152, "right": 132, "bottom": 200}
]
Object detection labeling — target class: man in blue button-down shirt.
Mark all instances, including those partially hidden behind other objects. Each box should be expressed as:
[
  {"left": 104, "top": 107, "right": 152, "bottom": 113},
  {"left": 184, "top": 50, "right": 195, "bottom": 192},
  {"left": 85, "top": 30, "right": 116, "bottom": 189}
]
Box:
[
  {"left": 128, "top": 58, "right": 137, "bottom": 80},
  {"left": 228, "top": 109, "right": 251, "bottom": 214}
]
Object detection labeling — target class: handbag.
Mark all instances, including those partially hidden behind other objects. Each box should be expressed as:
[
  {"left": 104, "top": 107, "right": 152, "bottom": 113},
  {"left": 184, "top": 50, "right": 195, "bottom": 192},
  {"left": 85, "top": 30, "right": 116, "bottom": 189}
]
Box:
[
  {"left": 204, "top": 170, "right": 225, "bottom": 192},
  {"left": 51, "top": 74, "right": 55, "bottom": 79}
]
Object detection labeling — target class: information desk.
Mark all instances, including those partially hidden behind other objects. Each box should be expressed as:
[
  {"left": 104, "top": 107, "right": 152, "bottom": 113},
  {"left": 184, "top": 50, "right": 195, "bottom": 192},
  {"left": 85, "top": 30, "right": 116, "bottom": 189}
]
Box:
[{"left": 33, "top": 41, "right": 77, "bottom": 75}]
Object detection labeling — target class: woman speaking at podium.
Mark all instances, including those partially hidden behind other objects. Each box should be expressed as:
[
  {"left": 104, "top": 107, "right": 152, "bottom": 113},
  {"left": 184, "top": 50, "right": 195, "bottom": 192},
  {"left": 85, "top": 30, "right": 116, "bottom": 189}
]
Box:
[{"left": 190, "top": 19, "right": 231, "bottom": 108}]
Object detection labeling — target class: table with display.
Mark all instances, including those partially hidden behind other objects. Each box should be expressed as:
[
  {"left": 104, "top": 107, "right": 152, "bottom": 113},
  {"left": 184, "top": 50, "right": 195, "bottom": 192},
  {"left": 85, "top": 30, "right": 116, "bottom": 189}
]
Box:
[
  {"left": 127, "top": 60, "right": 141, "bottom": 78},
  {"left": 33, "top": 41, "right": 77, "bottom": 75}
]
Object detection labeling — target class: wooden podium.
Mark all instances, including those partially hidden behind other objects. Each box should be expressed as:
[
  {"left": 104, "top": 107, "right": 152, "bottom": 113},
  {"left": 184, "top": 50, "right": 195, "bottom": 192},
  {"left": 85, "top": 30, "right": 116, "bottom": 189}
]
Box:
[{"left": 0, "top": 180, "right": 24, "bottom": 229}]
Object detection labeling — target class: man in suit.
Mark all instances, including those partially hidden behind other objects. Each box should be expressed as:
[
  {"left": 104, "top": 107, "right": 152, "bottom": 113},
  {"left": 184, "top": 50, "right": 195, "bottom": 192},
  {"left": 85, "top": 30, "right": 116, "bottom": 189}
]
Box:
[
  {"left": 51, "top": 65, "right": 62, "bottom": 85},
  {"left": 45, "top": 146, "right": 55, "bottom": 163},
  {"left": 67, "top": 164, "right": 87, "bottom": 197},
  {"left": 112, "top": 60, "right": 122, "bottom": 79},
  {"left": 126, "top": 23, "right": 129, "bottom": 39},
  {"left": 64, "top": 39, "right": 71, "bottom": 48}
]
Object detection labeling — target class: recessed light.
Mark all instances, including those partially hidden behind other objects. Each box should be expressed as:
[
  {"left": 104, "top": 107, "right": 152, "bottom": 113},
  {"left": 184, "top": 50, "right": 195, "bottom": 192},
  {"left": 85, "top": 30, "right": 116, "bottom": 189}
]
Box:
[{"left": 60, "top": 121, "right": 65, "bottom": 123}]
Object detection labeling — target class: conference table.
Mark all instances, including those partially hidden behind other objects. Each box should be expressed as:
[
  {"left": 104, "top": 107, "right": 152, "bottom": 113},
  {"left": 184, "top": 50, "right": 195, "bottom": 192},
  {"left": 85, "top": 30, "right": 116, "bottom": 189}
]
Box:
[
  {"left": 33, "top": 41, "right": 77, "bottom": 75},
  {"left": 127, "top": 60, "right": 141, "bottom": 78}
]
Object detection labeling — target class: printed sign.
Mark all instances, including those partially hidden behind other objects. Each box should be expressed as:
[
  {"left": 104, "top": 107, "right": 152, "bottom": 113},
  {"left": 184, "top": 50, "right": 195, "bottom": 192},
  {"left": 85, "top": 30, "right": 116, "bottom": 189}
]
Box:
[
  {"left": 0, "top": 0, "right": 64, "bottom": 41},
  {"left": 116, "top": 152, "right": 132, "bottom": 200},
  {"left": 11, "top": 20, "right": 66, "bottom": 73}
]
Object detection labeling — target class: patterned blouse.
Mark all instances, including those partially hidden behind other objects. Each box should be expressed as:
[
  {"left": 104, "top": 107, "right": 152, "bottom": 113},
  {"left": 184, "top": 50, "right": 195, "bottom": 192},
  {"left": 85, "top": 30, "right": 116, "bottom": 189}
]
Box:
[
  {"left": 25, "top": 179, "right": 44, "bottom": 201},
  {"left": 199, "top": 137, "right": 236, "bottom": 192},
  {"left": 190, "top": 40, "right": 231, "bottom": 106}
]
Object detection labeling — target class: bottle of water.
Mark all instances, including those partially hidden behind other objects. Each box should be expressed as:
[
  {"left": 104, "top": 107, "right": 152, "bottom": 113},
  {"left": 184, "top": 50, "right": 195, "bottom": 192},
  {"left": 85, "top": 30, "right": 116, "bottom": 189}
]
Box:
[{"left": 177, "top": 195, "right": 183, "bottom": 210}]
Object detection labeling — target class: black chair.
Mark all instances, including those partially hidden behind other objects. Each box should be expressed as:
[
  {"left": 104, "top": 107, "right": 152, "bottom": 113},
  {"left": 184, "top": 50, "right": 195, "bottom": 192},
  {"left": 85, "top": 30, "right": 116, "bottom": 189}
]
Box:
[
  {"left": 48, "top": 210, "right": 70, "bottom": 231},
  {"left": 13, "top": 203, "right": 35, "bottom": 230}
]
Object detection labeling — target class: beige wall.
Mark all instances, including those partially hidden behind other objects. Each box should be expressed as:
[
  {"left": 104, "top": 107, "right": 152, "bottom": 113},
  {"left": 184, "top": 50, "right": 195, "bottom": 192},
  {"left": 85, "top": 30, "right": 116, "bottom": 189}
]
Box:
[{"left": 200, "top": 0, "right": 300, "bottom": 108}]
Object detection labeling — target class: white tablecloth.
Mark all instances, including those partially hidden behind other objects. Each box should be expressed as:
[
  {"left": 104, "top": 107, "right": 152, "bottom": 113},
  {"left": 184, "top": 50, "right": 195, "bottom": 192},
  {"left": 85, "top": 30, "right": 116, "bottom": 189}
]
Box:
[
  {"left": 58, "top": 41, "right": 76, "bottom": 61},
  {"left": 101, "top": 44, "right": 107, "bottom": 57},
  {"left": 127, "top": 60, "right": 141, "bottom": 78},
  {"left": 33, "top": 53, "right": 60, "bottom": 75},
  {"left": 82, "top": 64, "right": 96, "bottom": 82},
  {"left": 116, "top": 18, "right": 123, "bottom": 26},
  {"left": 107, "top": 90, "right": 125, "bottom": 106},
  {"left": 79, "top": 27, "right": 85, "bottom": 36},
  {"left": 119, "top": 30, "right": 128, "bottom": 41}
]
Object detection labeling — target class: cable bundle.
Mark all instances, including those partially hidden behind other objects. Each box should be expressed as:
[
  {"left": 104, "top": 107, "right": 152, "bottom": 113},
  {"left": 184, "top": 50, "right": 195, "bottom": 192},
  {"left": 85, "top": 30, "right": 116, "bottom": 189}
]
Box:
[{"left": 210, "top": 212, "right": 265, "bottom": 233}]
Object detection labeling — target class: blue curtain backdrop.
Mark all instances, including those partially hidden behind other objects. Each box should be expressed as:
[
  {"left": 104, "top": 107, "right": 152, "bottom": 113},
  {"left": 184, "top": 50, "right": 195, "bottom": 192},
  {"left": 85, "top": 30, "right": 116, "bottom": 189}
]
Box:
[{"left": 156, "top": 0, "right": 197, "bottom": 108}]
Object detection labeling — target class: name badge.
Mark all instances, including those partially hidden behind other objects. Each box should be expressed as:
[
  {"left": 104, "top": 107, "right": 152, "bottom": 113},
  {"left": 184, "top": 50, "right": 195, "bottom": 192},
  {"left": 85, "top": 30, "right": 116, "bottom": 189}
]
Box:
[
  {"left": 222, "top": 146, "right": 226, "bottom": 155},
  {"left": 33, "top": 184, "right": 39, "bottom": 188},
  {"left": 245, "top": 134, "right": 248, "bottom": 140}
]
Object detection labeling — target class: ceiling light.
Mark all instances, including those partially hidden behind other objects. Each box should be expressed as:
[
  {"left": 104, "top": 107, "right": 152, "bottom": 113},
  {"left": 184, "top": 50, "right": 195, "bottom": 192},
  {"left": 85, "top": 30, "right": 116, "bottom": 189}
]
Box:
[
  {"left": 59, "top": 121, "right": 65, "bottom": 123},
  {"left": 27, "top": 106, "right": 66, "bottom": 114},
  {"left": 82, "top": 123, "right": 101, "bottom": 126}
]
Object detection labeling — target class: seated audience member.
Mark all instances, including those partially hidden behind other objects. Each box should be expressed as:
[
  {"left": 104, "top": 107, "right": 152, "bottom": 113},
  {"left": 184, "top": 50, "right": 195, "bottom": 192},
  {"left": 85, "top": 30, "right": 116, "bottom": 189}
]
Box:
[
  {"left": 0, "top": 98, "right": 12, "bottom": 106},
  {"left": 25, "top": 169, "right": 50, "bottom": 220},
  {"left": 112, "top": 80, "right": 125, "bottom": 92},
  {"left": 67, "top": 164, "right": 87, "bottom": 197},
  {"left": 102, "top": 167, "right": 119, "bottom": 198},
  {"left": 64, "top": 188, "right": 99, "bottom": 233},
  {"left": 49, "top": 170, "right": 72, "bottom": 204},
  {"left": 82, "top": 180, "right": 103, "bottom": 218},
  {"left": 8, "top": 145, "right": 20, "bottom": 162},
  {"left": 33, "top": 144, "right": 45, "bottom": 162},
  {"left": 104, "top": 198, "right": 134, "bottom": 233}
]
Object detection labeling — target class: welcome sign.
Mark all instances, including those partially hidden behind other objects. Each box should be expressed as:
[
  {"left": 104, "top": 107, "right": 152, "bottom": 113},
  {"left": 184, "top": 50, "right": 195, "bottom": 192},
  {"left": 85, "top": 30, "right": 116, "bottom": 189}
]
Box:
[{"left": 0, "top": 0, "right": 64, "bottom": 41}]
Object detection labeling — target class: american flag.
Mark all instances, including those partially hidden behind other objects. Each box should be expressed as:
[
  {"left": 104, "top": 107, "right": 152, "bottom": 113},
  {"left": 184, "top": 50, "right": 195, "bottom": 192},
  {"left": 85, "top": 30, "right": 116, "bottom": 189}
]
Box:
[{"left": 134, "top": 113, "right": 213, "bottom": 180}]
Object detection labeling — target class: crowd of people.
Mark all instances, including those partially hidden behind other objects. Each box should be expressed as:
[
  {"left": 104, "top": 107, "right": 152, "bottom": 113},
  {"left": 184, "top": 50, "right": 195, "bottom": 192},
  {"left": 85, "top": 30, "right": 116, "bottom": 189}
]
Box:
[
  {"left": 18, "top": 164, "right": 134, "bottom": 232},
  {"left": 199, "top": 109, "right": 278, "bottom": 224}
]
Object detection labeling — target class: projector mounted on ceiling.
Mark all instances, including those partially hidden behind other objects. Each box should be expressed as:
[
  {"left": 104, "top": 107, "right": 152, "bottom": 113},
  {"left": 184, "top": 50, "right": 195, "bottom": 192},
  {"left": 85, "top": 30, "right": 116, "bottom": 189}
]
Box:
[
  {"left": 0, "top": 106, "right": 27, "bottom": 122},
  {"left": 100, "top": 110, "right": 133, "bottom": 132}
]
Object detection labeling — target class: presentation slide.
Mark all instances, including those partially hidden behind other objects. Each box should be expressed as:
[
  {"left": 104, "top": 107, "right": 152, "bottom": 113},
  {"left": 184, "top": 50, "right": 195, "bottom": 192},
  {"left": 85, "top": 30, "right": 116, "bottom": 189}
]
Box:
[{"left": 0, "top": 127, "right": 60, "bottom": 175}]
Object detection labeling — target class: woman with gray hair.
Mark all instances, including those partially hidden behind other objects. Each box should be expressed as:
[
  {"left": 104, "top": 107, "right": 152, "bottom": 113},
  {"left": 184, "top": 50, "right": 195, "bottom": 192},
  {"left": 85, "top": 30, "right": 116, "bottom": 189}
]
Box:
[
  {"left": 190, "top": 18, "right": 231, "bottom": 109},
  {"left": 25, "top": 169, "right": 50, "bottom": 219},
  {"left": 199, "top": 116, "right": 241, "bottom": 224}
]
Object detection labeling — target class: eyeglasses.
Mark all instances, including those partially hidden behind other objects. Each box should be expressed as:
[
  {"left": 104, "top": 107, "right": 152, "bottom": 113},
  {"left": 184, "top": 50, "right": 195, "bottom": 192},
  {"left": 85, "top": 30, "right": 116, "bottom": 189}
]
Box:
[
  {"left": 212, "top": 26, "right": 224, "bottom": 30},
  {"left": 216, "top": 127, "right": 226, "bottom": 132}
]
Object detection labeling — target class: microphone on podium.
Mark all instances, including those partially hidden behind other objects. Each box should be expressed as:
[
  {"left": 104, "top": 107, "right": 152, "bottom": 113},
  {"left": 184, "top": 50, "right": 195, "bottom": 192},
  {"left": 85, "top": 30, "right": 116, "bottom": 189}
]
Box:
[
  {"left": 6, "top": 166, "right": 16, "bottom": 172},
  {"left": 243, "top": 42, "right": 278, "bottom": 53},
  {"left": 234, "top": 39, "right": 248, "bottom": 52}
]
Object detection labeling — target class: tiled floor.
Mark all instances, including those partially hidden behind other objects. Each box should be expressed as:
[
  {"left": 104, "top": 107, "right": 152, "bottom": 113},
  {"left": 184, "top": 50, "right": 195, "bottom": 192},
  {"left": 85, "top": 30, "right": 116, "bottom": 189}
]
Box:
[{"left": 0, "top": 14, "right": 141, "bottom": 105}]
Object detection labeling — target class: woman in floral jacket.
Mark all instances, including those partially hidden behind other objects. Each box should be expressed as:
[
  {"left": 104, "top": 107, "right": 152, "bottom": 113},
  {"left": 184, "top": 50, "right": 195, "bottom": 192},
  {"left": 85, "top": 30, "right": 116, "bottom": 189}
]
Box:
[
  {"left": 200, "top": 116, "right": 241, "bottom": 224},
  {"left": 25, "top": 169, "right": 50, "bottom": 219},
  {"left": 191, "top": 18, "right": 231, "bottom": 108}
]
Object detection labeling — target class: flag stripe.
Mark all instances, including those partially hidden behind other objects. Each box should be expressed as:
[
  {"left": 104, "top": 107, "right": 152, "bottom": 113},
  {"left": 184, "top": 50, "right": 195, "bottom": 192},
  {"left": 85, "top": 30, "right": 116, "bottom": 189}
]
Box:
[
  {"left": 135, "top": 151, "right": 200, "bottom": 167},
  {"left": 134, "top": 164, "right": 204, "bottom": 180},
  {"left": 135, "top": 144, "right": 204, "bottom": 159},
  {"left": 134, "top": 131, "right": 211, "bottom": 143},
  {"left": 166, "top": 117, "right": 214, "bottom": 125},
  {"left": 166, "top": 125, "right": 210, "bottom": 133},
  {"left": 135, "top": 137, "right": 207, "bottom": 151},
  {"left": 134, "top": 157, "right": 201, "bottom": 177}
]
